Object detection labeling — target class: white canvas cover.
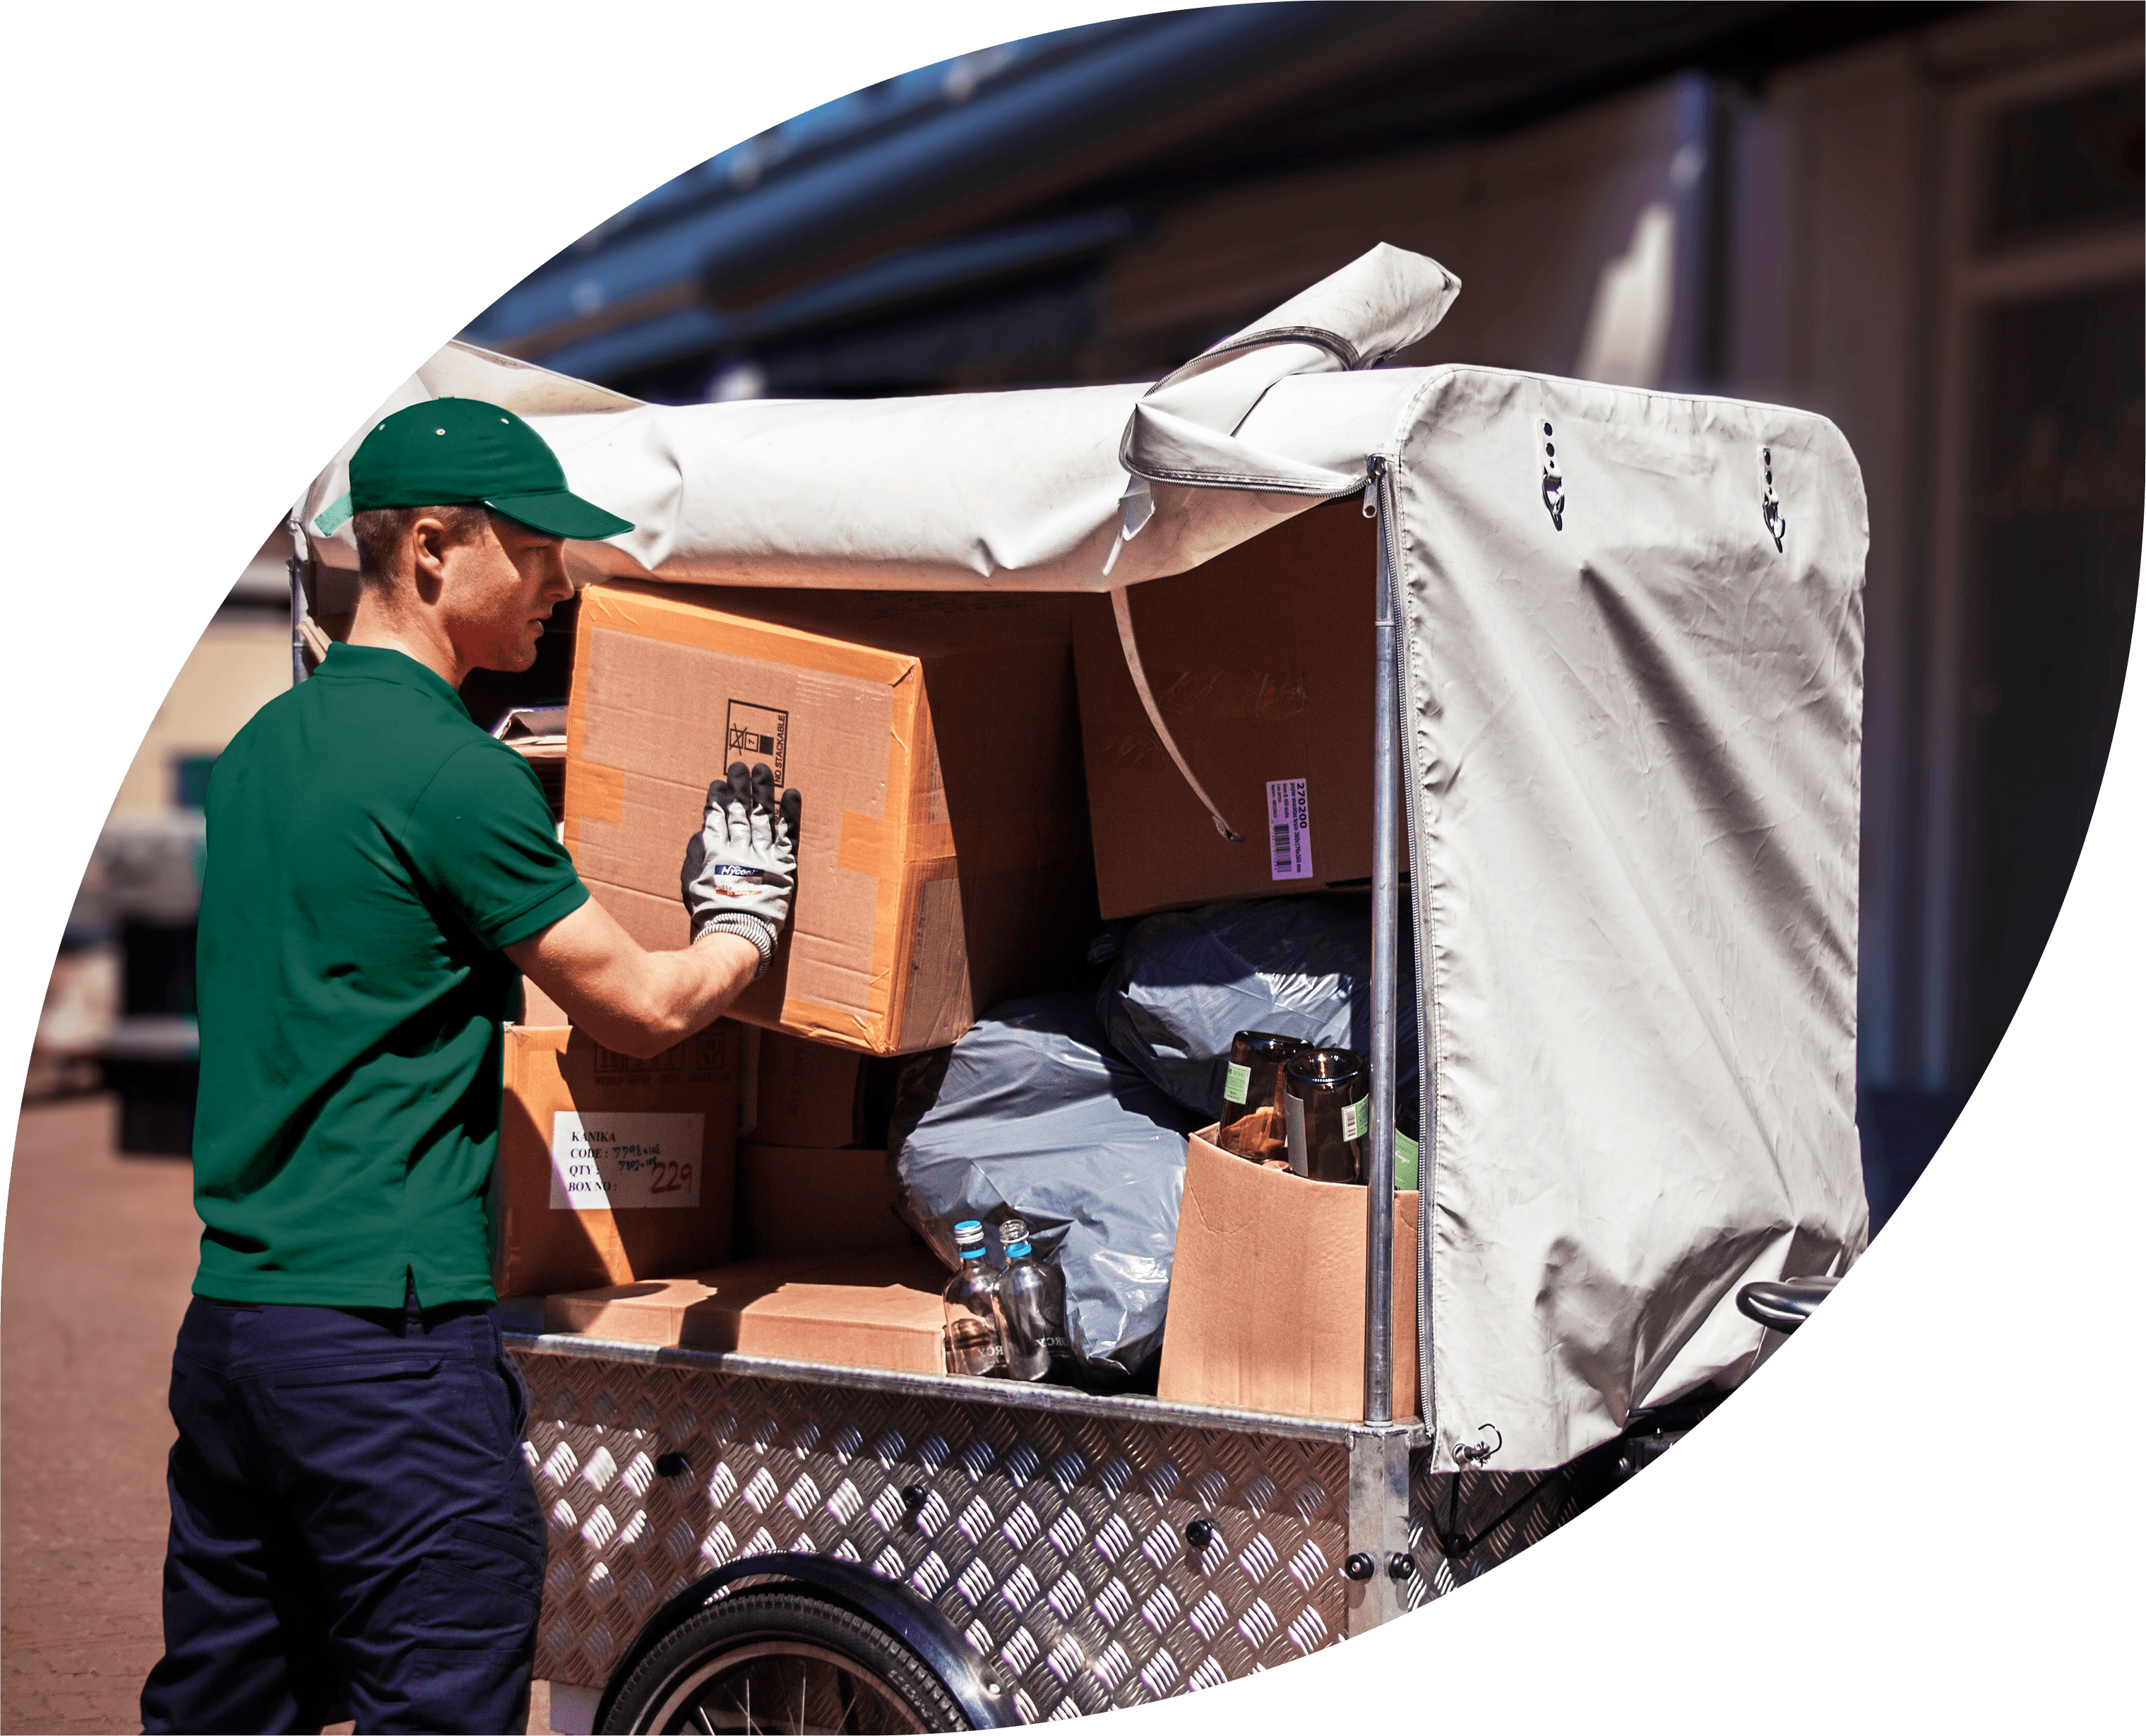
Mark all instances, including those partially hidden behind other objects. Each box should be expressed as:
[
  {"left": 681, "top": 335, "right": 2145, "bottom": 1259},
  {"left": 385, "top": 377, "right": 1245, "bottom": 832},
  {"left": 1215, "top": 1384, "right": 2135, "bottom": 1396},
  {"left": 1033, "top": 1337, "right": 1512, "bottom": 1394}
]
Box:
[{"left": 299, "top": 245, "right": 1867, "bottom": 1471}]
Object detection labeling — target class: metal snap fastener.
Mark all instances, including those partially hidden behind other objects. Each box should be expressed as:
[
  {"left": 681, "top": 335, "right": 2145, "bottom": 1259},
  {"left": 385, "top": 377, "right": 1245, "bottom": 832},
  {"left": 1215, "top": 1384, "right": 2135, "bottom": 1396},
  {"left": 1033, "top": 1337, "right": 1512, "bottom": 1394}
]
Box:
[
  {"left": 1184, "top": 1518, "right": 1214, "bottom": 1550},
  {"left": 1343, "top": 1552, "right": 1376, "bottom": 1582}
]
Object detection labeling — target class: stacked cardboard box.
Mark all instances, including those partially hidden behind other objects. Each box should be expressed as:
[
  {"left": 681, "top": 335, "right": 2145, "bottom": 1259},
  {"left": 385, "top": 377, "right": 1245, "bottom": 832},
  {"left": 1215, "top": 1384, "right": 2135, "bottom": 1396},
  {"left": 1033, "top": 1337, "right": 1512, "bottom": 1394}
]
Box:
[
  {"left": 562, "top": 583, "right": 1095, "bottom": 1054},
  {"left": 543, "top": 1248, "right": 948, "bottom": 1372},
  {"left": 491, "top": 1024, "right": 741, "bottom": 1300},
  {"left": 1071, "top": 502, "right": 1378, "bottom": 918},
  {"left": 735, "top": 1028, "right": 911, "bottom": 1261}
]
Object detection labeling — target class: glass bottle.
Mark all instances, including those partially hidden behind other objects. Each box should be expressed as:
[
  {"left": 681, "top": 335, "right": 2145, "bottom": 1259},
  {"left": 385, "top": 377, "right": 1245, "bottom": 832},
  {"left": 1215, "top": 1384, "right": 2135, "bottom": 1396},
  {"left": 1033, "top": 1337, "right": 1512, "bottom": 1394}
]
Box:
[
  {"left": 941, "top": 1220, "right": 1008, "bottom": 1378},
  {"left": 1216, "top": 1030, "right": 1306, "bottom": 1163},
  {"left": 1282, "top": 1047, "right": 1369, "bottom": 1184},
  {"left": 1393, "top": 1100, "right": 1421, "bottom": 1192},
  {"left": 995, "top": 1215, "right": 1071, "bottom": 1382}
]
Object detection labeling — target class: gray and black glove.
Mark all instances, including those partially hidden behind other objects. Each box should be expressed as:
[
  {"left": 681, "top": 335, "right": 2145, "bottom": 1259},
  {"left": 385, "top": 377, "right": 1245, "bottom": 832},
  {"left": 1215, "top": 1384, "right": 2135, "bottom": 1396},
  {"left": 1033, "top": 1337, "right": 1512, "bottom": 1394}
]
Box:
[{"left": 681, "top": 761, "right": 801, "bottom": 977}]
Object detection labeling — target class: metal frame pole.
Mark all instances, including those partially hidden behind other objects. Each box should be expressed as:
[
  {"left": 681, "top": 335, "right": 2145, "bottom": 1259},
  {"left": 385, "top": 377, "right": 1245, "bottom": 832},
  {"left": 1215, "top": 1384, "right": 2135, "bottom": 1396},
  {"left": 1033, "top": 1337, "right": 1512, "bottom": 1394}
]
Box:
[{"left": 1363, "top": 456, "right": 1398, "bottom": 1423}]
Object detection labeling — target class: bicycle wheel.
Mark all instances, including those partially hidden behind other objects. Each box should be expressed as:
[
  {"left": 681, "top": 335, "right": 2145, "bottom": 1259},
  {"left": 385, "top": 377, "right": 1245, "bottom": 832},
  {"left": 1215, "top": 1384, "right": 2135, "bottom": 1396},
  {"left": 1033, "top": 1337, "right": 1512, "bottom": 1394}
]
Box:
[{"left": 600, "top": 1589, "right": 971, "bottom": 1733}]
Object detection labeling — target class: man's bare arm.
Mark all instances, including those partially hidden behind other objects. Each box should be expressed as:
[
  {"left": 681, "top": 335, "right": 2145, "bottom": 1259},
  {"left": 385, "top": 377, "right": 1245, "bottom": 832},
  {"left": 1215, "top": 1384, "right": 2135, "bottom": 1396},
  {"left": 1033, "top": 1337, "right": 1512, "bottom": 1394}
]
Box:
[{"left": 506, "top": 899, "right": 760, "bottom": 1059}]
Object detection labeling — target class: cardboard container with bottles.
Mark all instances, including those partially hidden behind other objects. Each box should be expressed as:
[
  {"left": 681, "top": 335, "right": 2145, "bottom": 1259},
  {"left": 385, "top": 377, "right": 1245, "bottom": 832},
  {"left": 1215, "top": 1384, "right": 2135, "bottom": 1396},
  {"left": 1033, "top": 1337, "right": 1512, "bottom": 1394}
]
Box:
[{"left": 1157, "top": 1126, "right": 1419, "bottom": 1421}]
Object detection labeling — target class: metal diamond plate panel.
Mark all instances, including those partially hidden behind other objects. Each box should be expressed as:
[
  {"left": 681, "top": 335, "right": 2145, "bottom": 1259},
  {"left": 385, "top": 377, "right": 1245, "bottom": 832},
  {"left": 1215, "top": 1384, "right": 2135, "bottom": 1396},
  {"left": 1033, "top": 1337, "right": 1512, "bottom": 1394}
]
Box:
[
  {"left": 513, "top": 1348, "right": 1352, "bottom": 1721},
  {"left": 1400, "top": 1448, "right": 1597, "bottom": 1610}
]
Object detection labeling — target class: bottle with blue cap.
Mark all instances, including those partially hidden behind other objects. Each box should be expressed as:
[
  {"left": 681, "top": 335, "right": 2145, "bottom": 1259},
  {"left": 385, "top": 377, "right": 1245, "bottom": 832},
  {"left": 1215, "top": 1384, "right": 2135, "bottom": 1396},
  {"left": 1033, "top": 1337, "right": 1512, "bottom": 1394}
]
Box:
[
  {"left": 995, "top": 1216, "right": 1071, "bottom": 1382},
  {"left": 941, "top": 1220, "right": 1008, "bottom": 1379}
]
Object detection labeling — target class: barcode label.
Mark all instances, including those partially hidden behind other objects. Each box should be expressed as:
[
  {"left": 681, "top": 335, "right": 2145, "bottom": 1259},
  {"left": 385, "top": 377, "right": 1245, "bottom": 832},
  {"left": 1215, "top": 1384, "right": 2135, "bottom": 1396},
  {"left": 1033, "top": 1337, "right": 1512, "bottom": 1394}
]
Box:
[
  {"left": 1266, "top": 778, "right": 1313, "bottom": 881},
  {"left": 1341, "top": 1097, "right": 1369, "bottom": 1142}
]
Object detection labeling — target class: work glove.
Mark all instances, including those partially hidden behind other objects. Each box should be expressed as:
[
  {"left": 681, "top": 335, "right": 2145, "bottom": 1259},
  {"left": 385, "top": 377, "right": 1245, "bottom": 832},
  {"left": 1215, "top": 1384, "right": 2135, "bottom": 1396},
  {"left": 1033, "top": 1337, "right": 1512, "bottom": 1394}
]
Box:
[{"left": 680, "top": 761, "right": 801, "bottom": 977}]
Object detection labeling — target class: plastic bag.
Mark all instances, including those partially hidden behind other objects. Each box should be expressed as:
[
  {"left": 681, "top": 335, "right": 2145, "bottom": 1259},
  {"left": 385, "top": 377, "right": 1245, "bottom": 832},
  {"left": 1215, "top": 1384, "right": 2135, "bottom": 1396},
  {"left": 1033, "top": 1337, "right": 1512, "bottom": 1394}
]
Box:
[
  {"left": 889, "top": 994, "right": 1200, "bottom": 1377},
  {"left": 1096, "top": 895, "right": 1419, "bottom": 1121}
]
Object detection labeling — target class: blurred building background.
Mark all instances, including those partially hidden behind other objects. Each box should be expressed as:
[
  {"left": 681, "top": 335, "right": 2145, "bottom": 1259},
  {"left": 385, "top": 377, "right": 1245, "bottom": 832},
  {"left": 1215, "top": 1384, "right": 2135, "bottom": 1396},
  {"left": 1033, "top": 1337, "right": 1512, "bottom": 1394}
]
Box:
[
  {"left": 39, "top": 2, "right": 2142, "bottom": 1228},
  {"left": 30, "top": 538, "right": 293, "bottom": 1140}
]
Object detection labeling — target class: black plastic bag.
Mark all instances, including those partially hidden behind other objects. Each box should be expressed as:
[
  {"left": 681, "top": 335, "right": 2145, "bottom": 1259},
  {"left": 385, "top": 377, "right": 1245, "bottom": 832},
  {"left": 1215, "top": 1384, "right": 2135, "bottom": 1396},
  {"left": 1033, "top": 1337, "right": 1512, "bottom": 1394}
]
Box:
[
  {"left": 889, "top": 994, "right": 1201, "bottom": 1378},
  {"left": 1096, "top": 895, "right": 1419, "bottom": 1121}
]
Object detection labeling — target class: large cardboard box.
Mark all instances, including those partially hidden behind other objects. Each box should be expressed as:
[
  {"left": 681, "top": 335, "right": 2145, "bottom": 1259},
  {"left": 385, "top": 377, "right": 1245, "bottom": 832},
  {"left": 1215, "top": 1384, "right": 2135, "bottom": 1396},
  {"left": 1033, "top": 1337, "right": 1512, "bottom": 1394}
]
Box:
[
  {"left": 1157, "top": 1126, "right": 1417, "bottom": 1421},
  {"left": 566, "top": 583, "right": 1095, "bottom": 1054},
  {"left": 1071, "top": 502, "right": 1378, "bottom": 918},
  {"left": 747, "top": 1027, "right": 868, "bottom": 1147},
  {"left": 492, "top": 1025, "right": 739, "bottom": 1300},
  {"left": 737, "top": 1143, "right": 908, "bottom": 1258},
  {"left": 542, "top": 1247, "right": 948, "bottom": 1373}
]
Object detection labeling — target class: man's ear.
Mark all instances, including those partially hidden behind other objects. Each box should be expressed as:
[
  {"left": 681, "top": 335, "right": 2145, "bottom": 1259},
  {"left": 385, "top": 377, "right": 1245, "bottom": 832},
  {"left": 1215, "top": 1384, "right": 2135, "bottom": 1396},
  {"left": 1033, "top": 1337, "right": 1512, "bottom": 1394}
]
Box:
[{"left": 407, "top": 514, "right": 451, "bottom": 602}]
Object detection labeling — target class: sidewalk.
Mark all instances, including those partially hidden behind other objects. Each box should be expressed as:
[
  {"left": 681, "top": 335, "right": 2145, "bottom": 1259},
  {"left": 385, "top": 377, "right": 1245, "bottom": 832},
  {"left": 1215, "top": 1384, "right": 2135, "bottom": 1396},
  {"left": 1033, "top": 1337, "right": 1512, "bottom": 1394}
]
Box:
[{"left": 1, "top": 1095, "right": 556, "bottom": 1734}]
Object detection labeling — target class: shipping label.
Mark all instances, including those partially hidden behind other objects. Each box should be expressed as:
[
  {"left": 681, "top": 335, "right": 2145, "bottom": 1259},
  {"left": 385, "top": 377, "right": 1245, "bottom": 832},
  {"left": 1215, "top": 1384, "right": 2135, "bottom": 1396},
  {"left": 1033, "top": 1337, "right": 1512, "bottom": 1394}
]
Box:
[
  {"left": 725, "top": 700, "right": 789, "bottom": 787},
  {"left": 548, "top": 1112, "right": 705, "bottom": 1211},
  {"left": 1266, "top": 778, "right": 1313, "bottom": 881}
]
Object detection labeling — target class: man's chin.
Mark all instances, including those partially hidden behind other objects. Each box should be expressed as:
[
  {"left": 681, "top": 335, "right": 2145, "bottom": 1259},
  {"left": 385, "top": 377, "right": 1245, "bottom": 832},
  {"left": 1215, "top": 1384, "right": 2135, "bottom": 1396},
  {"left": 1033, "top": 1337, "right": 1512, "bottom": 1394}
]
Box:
[{"left": 473, "top": 645, "right": 540, "bottom": 674}]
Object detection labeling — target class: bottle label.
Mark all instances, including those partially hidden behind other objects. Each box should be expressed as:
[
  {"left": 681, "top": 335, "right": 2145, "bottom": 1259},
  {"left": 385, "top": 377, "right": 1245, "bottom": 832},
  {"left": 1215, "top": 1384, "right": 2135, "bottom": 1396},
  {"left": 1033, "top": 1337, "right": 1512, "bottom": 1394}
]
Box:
[
  {"left": 943, "top": 1318, "right": 1004, "bottom": 1377},
  {"left": 1222, "top": 1061, "right": 1251, "bottom": 1105},
  {"left": 1265, "top": 778, "right": 1314, "bottom": 881},
  {"left": 1340, "top": 1097, "right": 1369, "bottom": 1143},
  {"left": 1395, "top": 1129, "right": 1419, "bottom": 1191}
]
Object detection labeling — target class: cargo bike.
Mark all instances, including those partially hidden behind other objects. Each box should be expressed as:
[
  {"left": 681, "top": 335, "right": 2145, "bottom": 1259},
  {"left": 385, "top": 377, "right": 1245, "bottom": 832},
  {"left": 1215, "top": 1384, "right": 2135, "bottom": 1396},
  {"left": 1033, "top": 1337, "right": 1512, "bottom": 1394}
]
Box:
[{"left": 292, "top": 246, "right": 1869, "bottom": 1732}]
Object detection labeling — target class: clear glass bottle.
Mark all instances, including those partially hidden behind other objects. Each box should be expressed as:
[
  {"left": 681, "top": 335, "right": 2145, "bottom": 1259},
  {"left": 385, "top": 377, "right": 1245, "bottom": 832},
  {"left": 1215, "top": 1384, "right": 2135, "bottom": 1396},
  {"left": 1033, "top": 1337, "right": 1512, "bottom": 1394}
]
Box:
[
  {"left": 1282, "top": 1047, "right": 1369, "bottom": 1184},
  {"left": 995, "top": 1215, "right": 1071, "bottom": 1382},
  {"left": 1216, "top": 1030, "right": 1305, "bottom": 1163},
  {"left": 941, "top": 1220, "right": 1008, "bottom": 1378}
]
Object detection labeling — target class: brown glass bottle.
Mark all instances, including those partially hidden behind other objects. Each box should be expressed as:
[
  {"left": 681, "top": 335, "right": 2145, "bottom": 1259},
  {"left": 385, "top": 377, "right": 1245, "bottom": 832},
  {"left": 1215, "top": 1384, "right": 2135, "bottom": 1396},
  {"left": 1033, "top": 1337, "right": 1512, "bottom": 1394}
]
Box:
[
  {"left": 1282, "top": 1047, "right": 1369, "bottom": 1184},
  {"left": 1216, "top": 1030, "right": 1306, "bottom": 1163}
]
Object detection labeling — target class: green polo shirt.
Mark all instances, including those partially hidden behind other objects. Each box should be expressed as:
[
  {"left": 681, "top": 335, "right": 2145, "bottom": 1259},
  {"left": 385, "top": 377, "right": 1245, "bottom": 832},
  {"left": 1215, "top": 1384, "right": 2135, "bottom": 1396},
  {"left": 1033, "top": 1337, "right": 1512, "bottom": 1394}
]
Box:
[{"left": 191, "top": 641, "right": 588, "bottom": 1307}]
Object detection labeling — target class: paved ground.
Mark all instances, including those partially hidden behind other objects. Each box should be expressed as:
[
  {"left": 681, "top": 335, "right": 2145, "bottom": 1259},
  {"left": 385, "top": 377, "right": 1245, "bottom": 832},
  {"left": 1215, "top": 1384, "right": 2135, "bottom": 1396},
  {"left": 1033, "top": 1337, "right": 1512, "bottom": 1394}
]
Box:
[{"left": 1, "top": 1095, "right": 556, "bottom": 1735}]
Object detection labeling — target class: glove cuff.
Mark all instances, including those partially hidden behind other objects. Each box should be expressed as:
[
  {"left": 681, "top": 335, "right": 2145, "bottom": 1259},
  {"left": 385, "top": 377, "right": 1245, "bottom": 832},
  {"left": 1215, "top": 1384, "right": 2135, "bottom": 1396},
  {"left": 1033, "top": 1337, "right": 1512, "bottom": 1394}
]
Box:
[{"left": 697, "top": 913, "right": 777, "bottom": 979}]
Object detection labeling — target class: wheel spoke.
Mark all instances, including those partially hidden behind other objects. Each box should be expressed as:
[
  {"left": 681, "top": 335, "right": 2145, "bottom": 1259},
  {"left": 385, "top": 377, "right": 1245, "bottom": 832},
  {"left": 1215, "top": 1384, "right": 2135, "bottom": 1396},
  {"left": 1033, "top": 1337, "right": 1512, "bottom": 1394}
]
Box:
[{"left": 623, "top": 1592, "right": 954, "bottom": 1732}]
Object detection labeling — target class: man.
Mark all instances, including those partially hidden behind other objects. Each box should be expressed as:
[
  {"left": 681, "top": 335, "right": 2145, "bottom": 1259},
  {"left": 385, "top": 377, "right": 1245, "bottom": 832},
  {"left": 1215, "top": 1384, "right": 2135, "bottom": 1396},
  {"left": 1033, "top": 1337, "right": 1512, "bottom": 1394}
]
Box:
[{"left": 140, "top": 398, "right": 799, "bottom": 1735}]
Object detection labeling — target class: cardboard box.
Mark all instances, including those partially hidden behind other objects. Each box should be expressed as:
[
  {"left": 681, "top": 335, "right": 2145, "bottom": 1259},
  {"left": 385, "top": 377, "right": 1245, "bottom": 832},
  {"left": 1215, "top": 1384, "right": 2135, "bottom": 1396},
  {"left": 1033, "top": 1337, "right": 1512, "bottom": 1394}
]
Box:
[
  {"left": 737, "top": 1143, "right": 908, "bottom": 1257},
  {"left": 566, "top": 583, "right": 1097, "bottom": 1054},
  {"left": 520, "top": 975, "right": 571, "bottom": 1028},
  {"left": 1071, "top": 502, "right": 1378, "bottom": 918},
  {"left": 542, "top": 1247, "right": 949, "bottom": 1374},
  {"left": 492, "top": 1025, "right": 739, "bottom": 1300},
  {"left": 748, "top": 1027, "right": 867, "bottom": 1147},
  {"left": 1157, "top": 1126, "right": 1417, "bottom": 1421}
]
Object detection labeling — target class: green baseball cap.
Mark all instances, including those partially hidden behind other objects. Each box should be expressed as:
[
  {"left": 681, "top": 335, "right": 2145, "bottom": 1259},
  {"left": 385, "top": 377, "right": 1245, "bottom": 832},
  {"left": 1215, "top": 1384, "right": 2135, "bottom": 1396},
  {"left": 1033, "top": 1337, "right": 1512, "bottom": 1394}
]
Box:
[{"left": 335, "top": 397, "right": 634, "bottom": 540}]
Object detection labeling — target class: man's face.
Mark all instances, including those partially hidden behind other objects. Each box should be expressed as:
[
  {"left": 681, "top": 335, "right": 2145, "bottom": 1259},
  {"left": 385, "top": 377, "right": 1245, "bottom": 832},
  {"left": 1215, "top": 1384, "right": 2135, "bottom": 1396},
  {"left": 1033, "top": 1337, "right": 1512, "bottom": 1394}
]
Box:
[{"left": 424, "top": 511, "right": 574, "bottom": 674}]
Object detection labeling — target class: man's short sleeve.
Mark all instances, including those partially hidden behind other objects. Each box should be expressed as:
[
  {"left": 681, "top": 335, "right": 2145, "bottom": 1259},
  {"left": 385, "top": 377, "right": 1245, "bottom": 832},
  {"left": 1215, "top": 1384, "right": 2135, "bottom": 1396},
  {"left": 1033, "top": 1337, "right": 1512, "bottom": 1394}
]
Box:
[{"left": 402, "top": 741, "right": 588, "bottom": 951}]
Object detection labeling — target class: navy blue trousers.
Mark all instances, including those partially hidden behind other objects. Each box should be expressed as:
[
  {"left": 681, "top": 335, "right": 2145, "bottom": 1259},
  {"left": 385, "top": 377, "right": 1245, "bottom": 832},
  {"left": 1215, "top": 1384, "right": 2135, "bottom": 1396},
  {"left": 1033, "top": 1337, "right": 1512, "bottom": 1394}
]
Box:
[{"left": 140, "top": 1288, "right": 544, "bottom": 1735}]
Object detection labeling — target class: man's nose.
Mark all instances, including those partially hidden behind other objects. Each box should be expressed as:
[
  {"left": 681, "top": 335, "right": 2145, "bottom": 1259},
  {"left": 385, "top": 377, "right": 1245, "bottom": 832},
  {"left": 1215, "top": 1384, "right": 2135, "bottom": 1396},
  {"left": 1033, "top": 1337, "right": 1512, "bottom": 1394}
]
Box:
[{"left": 542, "top": 546, "right": 573, "bottom": 600}]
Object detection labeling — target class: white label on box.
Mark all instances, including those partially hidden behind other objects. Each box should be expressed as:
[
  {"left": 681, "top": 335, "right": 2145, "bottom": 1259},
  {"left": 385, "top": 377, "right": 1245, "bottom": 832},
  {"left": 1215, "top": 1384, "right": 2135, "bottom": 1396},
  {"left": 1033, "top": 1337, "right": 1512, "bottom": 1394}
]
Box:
[
  {"left": 1266, "top": 778, "right": 1313, "bottom": 881},
  {"left": 548, "top": 1112, "right": 705, "bottom": 1211}
]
